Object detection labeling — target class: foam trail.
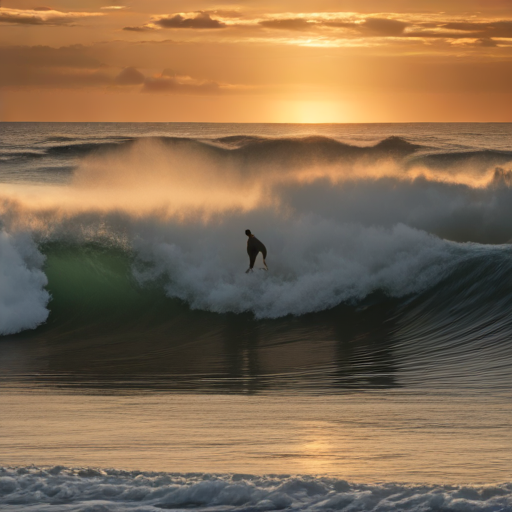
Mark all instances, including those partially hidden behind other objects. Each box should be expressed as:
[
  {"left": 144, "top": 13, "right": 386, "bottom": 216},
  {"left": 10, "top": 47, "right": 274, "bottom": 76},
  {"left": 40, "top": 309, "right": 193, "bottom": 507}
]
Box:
[{"left": 0, "top": 231, "right": 49, "bottom": 335}]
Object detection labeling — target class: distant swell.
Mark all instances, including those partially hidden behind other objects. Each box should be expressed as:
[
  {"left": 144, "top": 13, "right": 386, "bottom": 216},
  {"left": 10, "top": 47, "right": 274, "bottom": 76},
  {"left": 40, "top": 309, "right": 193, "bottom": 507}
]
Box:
[
  {"left": 1, "top": 135, "right": 420, "bottom": 163},
  {"left": 5, "top": 133, "right": 512, "bottom": 164},
  {"left": 0, "top": 134, "right": 417, "bottom": 161}
]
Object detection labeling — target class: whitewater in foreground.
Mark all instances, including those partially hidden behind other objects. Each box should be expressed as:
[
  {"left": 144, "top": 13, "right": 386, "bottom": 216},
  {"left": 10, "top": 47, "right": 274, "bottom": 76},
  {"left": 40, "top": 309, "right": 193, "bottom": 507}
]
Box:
[{"left": 3, "top": 466, "right": 512, "bottom": 512}]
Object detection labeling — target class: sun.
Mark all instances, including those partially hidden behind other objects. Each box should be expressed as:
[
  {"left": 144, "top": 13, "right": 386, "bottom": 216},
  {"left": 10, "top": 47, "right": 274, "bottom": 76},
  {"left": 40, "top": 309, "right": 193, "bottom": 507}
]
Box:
[{"left": 281, "top": 99, "right": 353, "bottom": 123}]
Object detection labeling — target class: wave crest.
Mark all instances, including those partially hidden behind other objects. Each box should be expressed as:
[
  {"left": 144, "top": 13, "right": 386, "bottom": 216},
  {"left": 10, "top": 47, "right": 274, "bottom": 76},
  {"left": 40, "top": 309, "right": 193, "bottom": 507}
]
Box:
[{"left": 134, "top": 221, "right": 460, "bottom": 319}]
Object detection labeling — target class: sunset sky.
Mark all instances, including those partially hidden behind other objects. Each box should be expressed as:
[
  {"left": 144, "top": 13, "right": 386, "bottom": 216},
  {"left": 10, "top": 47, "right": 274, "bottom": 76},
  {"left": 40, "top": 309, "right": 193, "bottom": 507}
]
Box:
[{"left": 1, "top": 0, "right": 511, "bottom": 122}]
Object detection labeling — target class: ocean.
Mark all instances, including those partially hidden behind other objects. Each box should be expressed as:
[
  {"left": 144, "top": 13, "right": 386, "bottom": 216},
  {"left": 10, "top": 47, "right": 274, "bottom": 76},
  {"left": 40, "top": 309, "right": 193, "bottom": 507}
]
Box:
[{"left": 1, "top": 122, "right": 512, "bottom": 511}]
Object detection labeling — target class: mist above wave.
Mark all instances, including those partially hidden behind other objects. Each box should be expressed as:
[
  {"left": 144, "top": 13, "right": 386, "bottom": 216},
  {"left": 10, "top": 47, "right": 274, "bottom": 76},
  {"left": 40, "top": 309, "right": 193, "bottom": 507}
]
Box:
[
  {"left": 2, "top": 135, "right": 512, "bottom": 243},
  {"left": 67, "top": 137, "right": 512, "bottom": 243}
]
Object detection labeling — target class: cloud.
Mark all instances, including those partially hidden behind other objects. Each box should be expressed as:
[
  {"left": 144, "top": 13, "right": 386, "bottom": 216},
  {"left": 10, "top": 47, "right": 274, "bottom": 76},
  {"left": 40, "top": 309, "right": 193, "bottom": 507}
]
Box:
[
  {"left": 0, "top": 67, "right": 113, "bottom": 88},
  {"left": 101, "top": 6, "right": 126, "bottom": 10},
  {"left": 321, "top": 20, "right": 360, "bottom": 30},
  {"left": 123, "top": 25, "right": 153, "bottom": 32},
  {"left": 141, "top": 72, "right": 252, "bottom": 95},
  {"left": 256, "top": 15, "right": 409, "bottom": 36},
  {"left": 207, "top": 10, "right": 243, "bottom": 19},
  {"left": 0, "top": 7, "right": 103, "bottom": 26},
  {"left": 404, "top": 19, "right": 512, "bottom": 40},
  {"left": 441, "top": 20, "right": 512, "bottom": 38},
  {"left": 477, "top": 38, "right": 498, "bottom": 47},
  {"left": 259, "top": 18, "right": 316, "bottom": 31},
  {"left": 155, "top": 12, "right": 225, "bottom": 29},
  {"left": 0, "top": 44, "right": 246, "bottom": 94},
  {"left": 124, "top": 12, "right": 227, "bottom": 32},
  {"left": 114, "top": 67, "right": 145, "bottom": 85},
  {"left": 142, "top": 76, "right": 222, "bottom": 94},
  {"left": 0, "top": 45, "right": 112, "bottom": 88},
  {"left": 257, "top": 16, "right": 409, "bottom": 36},
  {"left": 0, "top": 45, "right": 103, "bottom": 69},
  {"left": 362, "top": 18, "right": 409, "bottom": 36},
  {"left": 120, "top": 11, "right": 512, "bottom": 46}
]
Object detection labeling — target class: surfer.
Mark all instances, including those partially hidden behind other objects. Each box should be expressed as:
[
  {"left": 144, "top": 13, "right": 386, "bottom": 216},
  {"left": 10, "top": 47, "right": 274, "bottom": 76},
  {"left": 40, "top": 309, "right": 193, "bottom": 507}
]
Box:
[{"left": 245, "top": 229, "right": 268, "bottom": 273}]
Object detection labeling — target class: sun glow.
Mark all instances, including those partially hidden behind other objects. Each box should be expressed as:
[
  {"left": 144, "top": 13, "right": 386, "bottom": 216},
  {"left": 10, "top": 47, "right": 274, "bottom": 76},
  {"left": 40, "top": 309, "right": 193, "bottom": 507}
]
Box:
[{"left": 283, "top": 100, "right": 353, "bottom": 124}]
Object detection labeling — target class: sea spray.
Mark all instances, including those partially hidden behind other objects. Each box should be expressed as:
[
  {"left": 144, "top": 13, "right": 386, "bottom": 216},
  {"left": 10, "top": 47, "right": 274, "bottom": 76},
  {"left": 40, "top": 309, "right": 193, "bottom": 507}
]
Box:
[
  {"left": 132, "top": 219, "right": 461, "bottom": 319},
  {"left": 0, "top": 230, "right": 49, "bottom": 335}
]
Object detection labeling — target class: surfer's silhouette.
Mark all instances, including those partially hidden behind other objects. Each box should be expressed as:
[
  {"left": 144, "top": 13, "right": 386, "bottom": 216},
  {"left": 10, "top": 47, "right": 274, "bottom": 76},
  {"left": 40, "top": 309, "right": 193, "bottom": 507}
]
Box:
[{"left": 245, "top": 229, "right": 268, "bottom": 273}]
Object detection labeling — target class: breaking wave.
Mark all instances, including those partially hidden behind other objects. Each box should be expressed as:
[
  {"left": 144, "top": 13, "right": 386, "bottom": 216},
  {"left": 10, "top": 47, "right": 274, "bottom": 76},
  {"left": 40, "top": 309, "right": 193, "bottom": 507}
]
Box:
[{"left": 1, "top": 131, "right": 512, "bottom": 391}]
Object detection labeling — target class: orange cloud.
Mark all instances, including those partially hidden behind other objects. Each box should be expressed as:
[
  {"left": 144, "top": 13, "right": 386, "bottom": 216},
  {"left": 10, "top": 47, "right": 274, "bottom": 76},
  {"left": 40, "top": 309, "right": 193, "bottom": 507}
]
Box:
[
  {"left": 121, "top": 11, "right": 512, "bottom": 45},
  {"left": 114, "top": 67, "right": 145, "bottom": 85},
  {"left": 259, "top": 19, "right": 317, "bottom": 31},
  {"left": 0, "top": 7, "right": 103, "bottom": 25},
  {"left": 0, "top": 43, "right": 249, "bottom": 94},
  {"left": 124, "top": 12, "right": 228, "bottom": 32},
  {"left": 1, "top": 2, "right": 511, "bottom": 122},
  {"left": 142, "top": 76, "right": 221, "bottom": 94},
  {"left": 156, "top": 12, "right": 226, "bottom": 29}
]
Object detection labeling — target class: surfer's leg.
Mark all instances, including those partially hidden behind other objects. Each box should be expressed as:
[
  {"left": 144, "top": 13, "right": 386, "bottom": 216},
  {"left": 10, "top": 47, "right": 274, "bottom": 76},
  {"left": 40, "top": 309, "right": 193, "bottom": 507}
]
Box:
[
  {"left": 261, "top": 248, "right": 268, "bottom": 270},
  {"left": 246, "top": 250, "right": 257, "bottom": 272}
]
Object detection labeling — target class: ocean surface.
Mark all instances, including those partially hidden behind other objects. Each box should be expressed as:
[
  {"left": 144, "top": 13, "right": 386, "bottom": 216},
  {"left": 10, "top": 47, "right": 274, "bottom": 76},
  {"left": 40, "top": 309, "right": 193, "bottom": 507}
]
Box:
[{"left": 1, "top": 122, "right": 512, "bottom": 511}]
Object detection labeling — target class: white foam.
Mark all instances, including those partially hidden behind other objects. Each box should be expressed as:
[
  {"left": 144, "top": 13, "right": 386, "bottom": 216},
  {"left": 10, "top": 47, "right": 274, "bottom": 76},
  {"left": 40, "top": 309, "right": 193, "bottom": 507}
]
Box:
[
  {"left": 0, "top": 467, "right": 511, "bottom": 512},
  {"left": 133, "top": 216, "right": 464, "bottom": 319},
  {"left": 0, "top": 231, "right": 49, "bottom": 335}
]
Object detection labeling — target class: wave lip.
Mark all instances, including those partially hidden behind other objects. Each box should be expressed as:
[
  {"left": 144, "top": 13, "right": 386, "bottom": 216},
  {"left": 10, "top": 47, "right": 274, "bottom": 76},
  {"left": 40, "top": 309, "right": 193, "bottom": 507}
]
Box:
[
  {"left": 220, "top": 135, "right": 421, "bottom": 165},
  {"left": 1, "top": 467, "right": 511, "bottom": 511},
  {"left": 45, "top": 140, "right": 132, "bottom": 157}
]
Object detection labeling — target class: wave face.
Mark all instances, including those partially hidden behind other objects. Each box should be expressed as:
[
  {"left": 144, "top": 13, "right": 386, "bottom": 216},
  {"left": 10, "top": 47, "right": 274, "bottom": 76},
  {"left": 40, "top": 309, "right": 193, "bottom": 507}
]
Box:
[
  {"left": 2, "top": 467, "right": 512, "bottom": 512},
  {"left": 1, "top": 122, "right": 512, "bottom": 391}
]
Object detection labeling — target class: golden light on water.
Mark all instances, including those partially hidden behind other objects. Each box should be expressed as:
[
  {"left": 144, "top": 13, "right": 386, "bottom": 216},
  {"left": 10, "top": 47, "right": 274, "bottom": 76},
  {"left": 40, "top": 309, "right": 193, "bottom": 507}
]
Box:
[
  {"left": 3, "top": 392, "right": 512, "bottom": 483},
  {"left": 298, "top": 422, "right": 337, "bottom": 474}
]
